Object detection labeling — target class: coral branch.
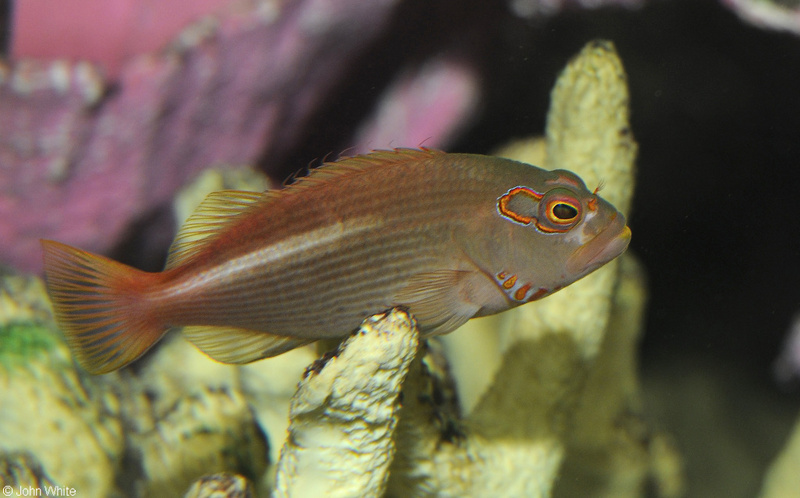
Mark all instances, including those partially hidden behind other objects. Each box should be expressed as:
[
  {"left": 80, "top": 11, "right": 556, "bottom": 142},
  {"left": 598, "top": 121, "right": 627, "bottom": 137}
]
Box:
[{"left": 273, "top": 308, "right": 419, "bottom": 498}]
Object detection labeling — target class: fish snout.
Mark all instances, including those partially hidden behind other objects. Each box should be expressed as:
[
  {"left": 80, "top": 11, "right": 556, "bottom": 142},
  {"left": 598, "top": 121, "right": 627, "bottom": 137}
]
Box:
[{"left": 566, "top": 213, "right": 631, "bottom": 275}]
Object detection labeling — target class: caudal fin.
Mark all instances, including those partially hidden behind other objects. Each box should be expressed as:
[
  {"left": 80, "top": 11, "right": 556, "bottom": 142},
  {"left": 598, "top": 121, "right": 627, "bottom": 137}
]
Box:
[{"left": 41, "top": 240, "right": 168, "bottom": 374}]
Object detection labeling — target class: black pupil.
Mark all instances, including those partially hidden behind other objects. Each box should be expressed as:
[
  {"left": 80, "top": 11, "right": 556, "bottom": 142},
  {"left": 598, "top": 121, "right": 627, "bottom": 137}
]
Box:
[{"left": 553, "top": 203, "right": 578, "bottom": 220}]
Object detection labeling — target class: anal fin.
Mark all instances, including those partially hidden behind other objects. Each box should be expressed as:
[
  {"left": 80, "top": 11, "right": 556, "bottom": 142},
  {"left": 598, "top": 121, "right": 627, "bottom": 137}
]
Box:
[{"left": 182, "top": 326, "right": 312, "bottom": 364}]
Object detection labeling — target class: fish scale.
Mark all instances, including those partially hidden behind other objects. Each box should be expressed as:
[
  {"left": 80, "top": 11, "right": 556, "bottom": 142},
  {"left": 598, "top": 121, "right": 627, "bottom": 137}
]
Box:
[
  {"left": 41, "top": 148, "right": 630, "bottom": 374},
  {"left": 173, "top": 238, "right": 439, "bottom": 332}
]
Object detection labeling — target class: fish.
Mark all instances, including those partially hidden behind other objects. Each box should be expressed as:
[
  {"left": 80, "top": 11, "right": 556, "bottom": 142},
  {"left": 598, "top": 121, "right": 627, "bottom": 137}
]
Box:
[{"left": 41, "top": 148, "right": 631, "bottom": 374}]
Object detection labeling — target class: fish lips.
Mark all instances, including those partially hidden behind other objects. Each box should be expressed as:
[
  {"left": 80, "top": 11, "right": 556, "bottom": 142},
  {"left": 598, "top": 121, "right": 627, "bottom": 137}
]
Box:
[{"left": 566, "top": 214, "right": 631, "bottom": 275}]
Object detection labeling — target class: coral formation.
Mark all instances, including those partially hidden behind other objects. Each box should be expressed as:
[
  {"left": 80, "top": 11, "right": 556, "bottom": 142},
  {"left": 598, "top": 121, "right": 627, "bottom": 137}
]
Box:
[
  {"left": 273, "top": 309, "right": 419, "bottom": 497},
  {"left": 267, "top": 39, "right": 679, "bottom": 497},
  {"left": 0, "top": 453, "right": 57, "bottom": 493},
  {"left": 0, "top": 271, "right": 55, "bottom": 328},
  {"left": 759, "top": 413, "right": 800, "bottom": 498},
  {"left": 183, "top": 472, "right": 254, "bottom": 498},
  {"left": 0, "top": 270, "right": 272, "bottom": 497},
  {"left": 382, "top": 40, "right": 677, "bottom": 497},
  {"left": 117, "top": 337, "right": 269, "bottom": 496},
  {"left": 0, "top": 274, "right": 124, "bottom": 497}
]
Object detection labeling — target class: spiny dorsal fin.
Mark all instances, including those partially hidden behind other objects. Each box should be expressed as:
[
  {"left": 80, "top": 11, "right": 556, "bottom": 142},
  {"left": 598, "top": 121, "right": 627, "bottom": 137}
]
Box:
[
  {"left": 289, "top": 148, "right": 443, "bottom": 189},
  {"left": 182, "top": 325, "right": 312, "bottom": 364},
  {"left": 166, "top": 190, "right": 264, "bottom": 269}
]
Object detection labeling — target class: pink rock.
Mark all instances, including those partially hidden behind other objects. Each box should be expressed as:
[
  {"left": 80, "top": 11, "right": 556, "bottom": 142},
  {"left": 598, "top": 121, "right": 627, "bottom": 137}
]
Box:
[
  {"left": 11, "top": 0, "right": 233, "bottom": 81},
  {"left": 507, "top": 0, "right": 643, "bottom": 18},
  {"left": 721, "top": 0, "right": 800, "bottom": 36},
  {"left": 0, "top": 0, "right": 403, "bottom": 272},
  {"left": 352, "top": 58, "right": 480, "bottom": 153},
  {"left": 775, "top": 314, "right": 800, "bottom": 385}
]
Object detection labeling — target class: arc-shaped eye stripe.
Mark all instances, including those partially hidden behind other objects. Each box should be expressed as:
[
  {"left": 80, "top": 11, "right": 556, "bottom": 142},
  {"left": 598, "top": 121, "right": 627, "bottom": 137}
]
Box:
[
  {"left": 497, "top": 186, "right": 583, "bottom": 233},
  {"left": 496, "top": 187, "right": 543, "bottom": 225}
]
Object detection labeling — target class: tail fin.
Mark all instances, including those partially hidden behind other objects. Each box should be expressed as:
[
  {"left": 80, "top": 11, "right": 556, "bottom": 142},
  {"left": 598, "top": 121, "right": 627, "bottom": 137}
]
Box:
[{"left": 41, "top": 240, "right": 168, "bottom": 374}]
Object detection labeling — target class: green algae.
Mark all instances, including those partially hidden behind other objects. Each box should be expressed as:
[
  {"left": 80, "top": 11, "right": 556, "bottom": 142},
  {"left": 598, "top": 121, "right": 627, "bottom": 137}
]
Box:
[{"left": 0, "top": 322, "right": 60, "bottom": 367}]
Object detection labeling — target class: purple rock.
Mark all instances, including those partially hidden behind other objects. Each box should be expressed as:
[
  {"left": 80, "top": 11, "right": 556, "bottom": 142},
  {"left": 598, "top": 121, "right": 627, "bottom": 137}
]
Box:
[
  {"left": 775, "top": 314, "right": 800, "bottom": 386},
  {"left": 722, "top": 0, "right": 800, "bottom": 35},
  {"left": 1, "top": 0, "right": 405, "bottom": 272},
  {"left": 507, "top": 0, "right": 643, "bottom": 18},
  {"left": 352, "top": 57, "right": 480, "bottom": 154}
]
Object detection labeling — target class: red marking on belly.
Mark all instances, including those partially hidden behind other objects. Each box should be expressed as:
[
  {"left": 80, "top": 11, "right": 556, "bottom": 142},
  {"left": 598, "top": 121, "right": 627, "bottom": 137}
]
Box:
[
  {"left": 497, "top": 271, "right": 507, "bottom": 280},
  {"left": 514, "top": 283, "right": 532, "bottom": 301},
  {"left": 528, "top": 288, "right": 549, "bottom": 301},
  {"left": 502, "top": 275, "right": 517, "bottom": 289}
]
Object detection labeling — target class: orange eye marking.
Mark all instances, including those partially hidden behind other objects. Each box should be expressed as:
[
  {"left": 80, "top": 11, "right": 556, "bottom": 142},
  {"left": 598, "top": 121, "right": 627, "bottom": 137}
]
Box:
[
  {"left": 545, "top": 198, "right": 579, "bottom": 224},
  {"left": 587, "top": 197, "right": 598, "bottom": 211},
  {"left": 497, "top": 187, "right": 542, "bottom": 225},
  {"left": 533, "top": 221, "right": 562, "bottom": 233},
  {"left": 502, "top": 275, "right": 517, "bottom": 289},
  {"left": 514, "top": 283, "right": 532, "bottom": 301}
]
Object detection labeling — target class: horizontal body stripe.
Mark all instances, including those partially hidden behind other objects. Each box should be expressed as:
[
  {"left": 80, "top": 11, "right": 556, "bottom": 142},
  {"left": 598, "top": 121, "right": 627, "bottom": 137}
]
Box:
[{"left": 153, "top": 154, "right": 509, "bottom": 338}]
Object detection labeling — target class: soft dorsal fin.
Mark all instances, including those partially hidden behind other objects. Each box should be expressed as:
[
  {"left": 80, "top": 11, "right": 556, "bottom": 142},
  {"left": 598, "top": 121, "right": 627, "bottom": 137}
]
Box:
[
  {"left": 166, "top": 190, "right": 264, "bottom": 269},
  {"left": 182, "top": 325, "right": 313, "bottom": 364}
]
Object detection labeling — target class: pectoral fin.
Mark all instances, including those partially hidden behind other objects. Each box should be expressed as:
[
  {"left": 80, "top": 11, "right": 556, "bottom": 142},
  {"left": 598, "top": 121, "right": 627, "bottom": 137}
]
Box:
[
  {"left": 182, "top": 326, "right": 312, "bottom": 364},
  {"left": 393, "top": 269, "right": 483, "bottom": 337}
]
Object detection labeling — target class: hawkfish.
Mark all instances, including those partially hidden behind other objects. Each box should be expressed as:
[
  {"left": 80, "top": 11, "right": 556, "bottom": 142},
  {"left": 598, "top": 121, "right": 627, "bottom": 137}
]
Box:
[{"left": 41, "top": 148, "right": 631, "bottom": 374}]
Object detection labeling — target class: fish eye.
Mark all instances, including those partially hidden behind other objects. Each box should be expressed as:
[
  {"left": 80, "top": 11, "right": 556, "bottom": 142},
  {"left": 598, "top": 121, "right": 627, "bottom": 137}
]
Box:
[
  {"left": 545, "top": 198, "right": 580, "bottom": 225},
  {"left": 551, "top": 203, "right": 578, "bottom": 221},
  {"left": 536, "top": 189, "right": 583, "bottom": 232}
]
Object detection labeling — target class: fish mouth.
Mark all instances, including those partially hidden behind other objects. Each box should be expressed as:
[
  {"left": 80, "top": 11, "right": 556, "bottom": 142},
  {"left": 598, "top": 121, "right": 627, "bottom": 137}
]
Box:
[{"left": 566, "top": 214, "right": 631, "bottom": 275}]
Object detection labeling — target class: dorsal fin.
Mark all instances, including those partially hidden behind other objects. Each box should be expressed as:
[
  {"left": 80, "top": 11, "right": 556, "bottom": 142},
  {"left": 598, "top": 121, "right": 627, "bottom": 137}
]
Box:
[
  {"left": 165, "top": 149, "right": 443, "bottom": 270},
  {"left": 166, "top": 190, "right": 264, "bottom": 269},
  {"left": 289, "top": 148, "right": 443, "bottom": 190}
]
